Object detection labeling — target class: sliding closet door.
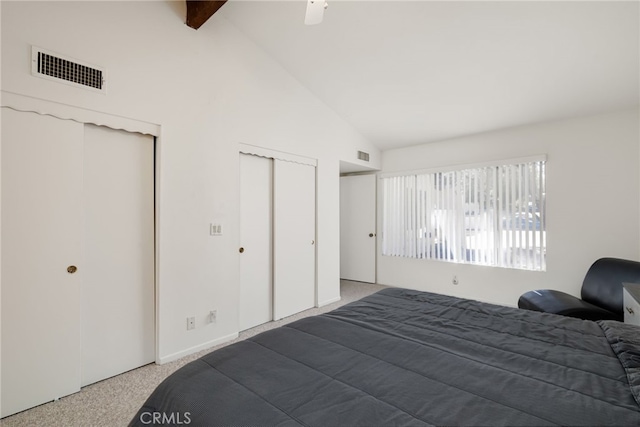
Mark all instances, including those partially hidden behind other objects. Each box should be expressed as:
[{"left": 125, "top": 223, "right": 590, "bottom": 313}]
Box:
[
  {"left": 81, "top": 124, "right": 155, "bottom": 386},
  {"left": 239, "top": 154, "right": 273, "bottom": 331},
  {"left": 1, "top": 109, "right": 84, "bottom": 417},
  {"left": 273, "top": 160, "right": 316, "bottom": 320}
]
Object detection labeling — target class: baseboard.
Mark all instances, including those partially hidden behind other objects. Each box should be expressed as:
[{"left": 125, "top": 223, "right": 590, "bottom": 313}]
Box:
[
  {"left": 158, "top": 332, "right": 239, "bottom": 365},
  {"left": 318, "top": 296, "right": 341, "bottom": 307}
]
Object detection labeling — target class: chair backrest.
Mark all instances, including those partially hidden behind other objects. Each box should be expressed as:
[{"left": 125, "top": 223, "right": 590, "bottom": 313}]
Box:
[{"left": 581, "top": 258, "right": 640, "bottom": 315}]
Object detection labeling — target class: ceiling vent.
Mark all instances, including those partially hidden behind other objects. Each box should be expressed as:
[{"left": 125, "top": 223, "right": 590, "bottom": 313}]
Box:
[
  {"left": 357, "top": 151, "right": 370, "bottom": 162},
  {"left": 31, "top": 46, "right": 106, "bottom": 93}
]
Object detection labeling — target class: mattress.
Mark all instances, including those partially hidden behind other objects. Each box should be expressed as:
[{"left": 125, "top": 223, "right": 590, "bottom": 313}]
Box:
[{"left": 130, "top": 288, "right": 640, "bottom": 426}]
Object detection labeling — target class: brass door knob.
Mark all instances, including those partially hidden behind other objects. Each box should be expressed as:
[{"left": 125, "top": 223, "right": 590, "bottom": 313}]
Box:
[
  {"left": 239, "top": 247, "right": 245, "bottom": 253},
  {"left": 67, "top": 265, "right": 78, "bottom": 274}
]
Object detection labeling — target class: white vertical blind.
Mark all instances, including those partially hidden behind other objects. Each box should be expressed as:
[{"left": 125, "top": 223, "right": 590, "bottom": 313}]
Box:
[{"left": 381, "top": 159, "right": 546, "bottom": 271}]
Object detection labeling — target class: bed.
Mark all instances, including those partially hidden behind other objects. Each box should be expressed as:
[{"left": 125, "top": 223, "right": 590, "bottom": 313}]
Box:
[{"left": 130, "top": 288, "right": 640, "bottom": 426}]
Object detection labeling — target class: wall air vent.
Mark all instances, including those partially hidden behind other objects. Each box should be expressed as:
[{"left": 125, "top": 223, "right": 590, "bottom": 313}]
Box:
[
  {"left": 31, "top": 46, "right": 106, "bottom": 93},
  {"left": 357, "top": 151, "right": 370, "bottom": 162}
]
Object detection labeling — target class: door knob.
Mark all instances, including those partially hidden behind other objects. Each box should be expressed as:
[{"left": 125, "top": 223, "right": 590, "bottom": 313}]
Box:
[
  {"left": 239, "top": 247, "right": 245, "bottom": 253},
  {"left": 311, "top": 240, "right": 315, "bottom": 245},
  {"left": 369, "top": 233, "right": 375, "bottom": 237},
  {"left": 67, "top": 265, "right": 78, "bottom": 274}
]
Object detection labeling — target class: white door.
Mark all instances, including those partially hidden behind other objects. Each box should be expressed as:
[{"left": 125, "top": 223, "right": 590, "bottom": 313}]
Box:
[
  {"left": 1, "top": 109, "right": 84, "bottom": 417},
  {"left": 273, "top": 160, "right": 316, "bottom": 320},
  {"left": 340, "top": 174, "right": 376, "bottom": 283},
  {"left": 239, "top": 154, "right": 273, "bottom": 331},
  {"left": 81, "top": 124, "right": 155, "bottom": 386}
]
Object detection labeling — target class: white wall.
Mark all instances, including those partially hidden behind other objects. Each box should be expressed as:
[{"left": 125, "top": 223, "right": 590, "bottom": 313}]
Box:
[
  {"left": 379, "top": 109, "right": 640, "bottom": 306},
  {"left": 0, "top": 1, "right": 380, "bottom": 363},
  {"left": 0, "top": 2, "right": 3, "bottom": 417}
]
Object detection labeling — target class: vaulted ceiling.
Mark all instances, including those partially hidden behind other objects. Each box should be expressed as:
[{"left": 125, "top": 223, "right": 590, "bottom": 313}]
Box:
[{"left": 199, "top": 1, "right": 640, "bottom": 151}]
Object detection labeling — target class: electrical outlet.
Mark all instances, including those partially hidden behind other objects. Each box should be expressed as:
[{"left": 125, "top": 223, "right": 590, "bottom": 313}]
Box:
[
  {"left": 209, "top": 310, "right": 217, "bottom": 324},
  {"left": 187, "top": 316, "right": 195, "bottom": 330},
  {"left": 452, "top": 275, "right": 459, "bottom": 285}
]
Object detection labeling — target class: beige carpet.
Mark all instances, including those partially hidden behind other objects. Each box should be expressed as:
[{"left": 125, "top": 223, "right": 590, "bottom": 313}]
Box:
[{"left": 1, "top": 280, "right": 386, "bottom": 427}]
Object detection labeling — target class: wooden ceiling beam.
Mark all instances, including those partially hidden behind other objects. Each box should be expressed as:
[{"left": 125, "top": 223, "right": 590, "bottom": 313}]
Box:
[{"left": 186, "top": 0, "right": 227, "bottom": 30}]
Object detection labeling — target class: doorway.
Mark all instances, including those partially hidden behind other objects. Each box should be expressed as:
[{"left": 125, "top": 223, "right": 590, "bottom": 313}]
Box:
[{"left": 340, "top": 173, "right": 377, "bottom": 283}]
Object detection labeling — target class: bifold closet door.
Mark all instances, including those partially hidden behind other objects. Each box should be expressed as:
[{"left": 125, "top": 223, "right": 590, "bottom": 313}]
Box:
[
  {"left": 239, "top": 153, "right": 273, "bottom": 331},
  {"left": 81, "top": 124, "right": 155, "bottom": 387},
  {"left": 1, "top": 109, "right": 84, "bottom": 417},
  {"left": 273, "top": 160, "right": 316, "bottom": 320}
]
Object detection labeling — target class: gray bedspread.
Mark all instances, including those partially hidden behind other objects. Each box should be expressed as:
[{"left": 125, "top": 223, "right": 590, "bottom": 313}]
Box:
[{"left": 130, "top": 288, "right": 640, "bottom": 426}]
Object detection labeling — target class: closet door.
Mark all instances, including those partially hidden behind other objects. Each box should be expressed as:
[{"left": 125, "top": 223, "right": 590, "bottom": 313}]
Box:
[
  {"left": 273, "top": 160, "right": 316, "bottom": 320},
  {"left": 239, "top": 154, "right": 273, "bottom": 331},
  {"left": 81, "top": 124, "right": 155, "bottom": 386},
  {"left": 1, "top": 109, "right": 84, "bottom": 417}
]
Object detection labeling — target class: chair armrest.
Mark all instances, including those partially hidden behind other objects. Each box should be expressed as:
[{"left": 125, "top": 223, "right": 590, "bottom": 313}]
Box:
[{"left": 518, "top": 289, "right": 622, "bottom": 321}]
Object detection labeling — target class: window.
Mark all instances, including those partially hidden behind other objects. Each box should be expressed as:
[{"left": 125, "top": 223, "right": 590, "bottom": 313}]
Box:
[{"left": 381, "top": 157, "right": 546, "bottom": 271}]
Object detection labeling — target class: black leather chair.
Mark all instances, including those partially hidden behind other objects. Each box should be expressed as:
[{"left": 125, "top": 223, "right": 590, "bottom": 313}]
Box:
[{"left": 518, "top": 258, "right": 640, "bottom": 322}]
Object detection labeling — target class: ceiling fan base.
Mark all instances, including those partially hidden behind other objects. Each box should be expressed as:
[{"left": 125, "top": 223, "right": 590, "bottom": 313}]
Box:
[{"left": 305, "top": 0, "right": 326, "bottom": 25}]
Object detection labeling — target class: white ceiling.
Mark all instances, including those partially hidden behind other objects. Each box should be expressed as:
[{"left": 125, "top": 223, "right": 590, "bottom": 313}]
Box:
[{"left": 220, "top": 1, "right": 639, "bottom": 151}]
